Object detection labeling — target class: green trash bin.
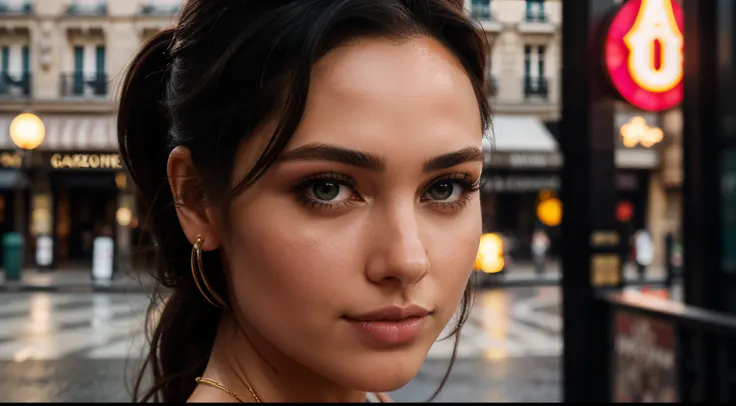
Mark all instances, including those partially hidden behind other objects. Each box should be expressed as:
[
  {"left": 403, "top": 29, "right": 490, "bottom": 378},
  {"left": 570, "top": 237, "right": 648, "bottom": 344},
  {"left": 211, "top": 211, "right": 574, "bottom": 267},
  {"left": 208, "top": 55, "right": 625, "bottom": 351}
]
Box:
[{"left": 3, "top": 232, "right": 24, "bottom": 282}]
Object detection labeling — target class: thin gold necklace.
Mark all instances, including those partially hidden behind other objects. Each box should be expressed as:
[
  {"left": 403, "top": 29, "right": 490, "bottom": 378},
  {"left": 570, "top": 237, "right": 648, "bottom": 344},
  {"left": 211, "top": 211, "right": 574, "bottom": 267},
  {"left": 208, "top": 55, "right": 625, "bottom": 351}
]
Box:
[
  {"left": 195, "top": 377, "right": 388, "bottom": 403},
  {"left": 195, "top": 377, "right": 261, "bottom": 403}
]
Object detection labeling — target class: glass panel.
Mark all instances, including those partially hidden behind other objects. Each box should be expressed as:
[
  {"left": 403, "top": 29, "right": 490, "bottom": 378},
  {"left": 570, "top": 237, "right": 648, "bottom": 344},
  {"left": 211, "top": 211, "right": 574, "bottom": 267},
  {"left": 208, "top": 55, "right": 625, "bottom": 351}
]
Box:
[
  {"left": 73, "top": 46, "right": 84, "bottom": 95},
  {"left": 538, "top": 46, "right": 546, "bottom": 78},
  {"left": 0, "top": 47, "right": 7, "bottom": 93},
  {"left": 95, "top": 45, "right": 105, "bottom": 77},
  {"left": 722, "top": 148, "right": 736, "bottom": 273},
  {"left": 1, "top": 47, "right": 8, "bottom": 73},
  {"left": 526, "top": 0, "right": 545, "bottom": 21},
  {"left": 471, "top": 0, "right": 490, "bottom": 19},
  {"left": 21, "top": 45, "right": 29, "bottom": 73}
]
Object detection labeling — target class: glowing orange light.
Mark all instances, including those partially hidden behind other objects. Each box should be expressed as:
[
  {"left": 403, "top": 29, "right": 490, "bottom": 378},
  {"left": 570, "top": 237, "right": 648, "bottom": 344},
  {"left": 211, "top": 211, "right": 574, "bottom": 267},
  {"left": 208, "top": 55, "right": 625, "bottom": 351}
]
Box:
[{"left": 537, "top": 197, "right": 562, "bottom": 227}]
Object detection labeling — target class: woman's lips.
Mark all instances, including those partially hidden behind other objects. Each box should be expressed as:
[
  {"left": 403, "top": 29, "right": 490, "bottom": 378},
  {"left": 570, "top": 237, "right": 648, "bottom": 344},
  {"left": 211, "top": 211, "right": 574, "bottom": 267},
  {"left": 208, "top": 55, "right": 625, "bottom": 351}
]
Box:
[
  {"left": 345, "top": 316, "right": 427, "bottom": 345},
  {"left": 343, "top": 305, "right": 431, "bottom": 346}
]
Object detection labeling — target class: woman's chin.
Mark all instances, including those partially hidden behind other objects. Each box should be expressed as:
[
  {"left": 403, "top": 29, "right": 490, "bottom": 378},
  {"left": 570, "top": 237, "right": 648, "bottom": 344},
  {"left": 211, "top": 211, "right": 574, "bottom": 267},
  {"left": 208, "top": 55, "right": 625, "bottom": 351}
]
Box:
[
  {"left": 329, "top": 350, "right": 428, "bottom": 393},
  {"left": 351, "top": 374, "right": 416, "bottom": 394}
]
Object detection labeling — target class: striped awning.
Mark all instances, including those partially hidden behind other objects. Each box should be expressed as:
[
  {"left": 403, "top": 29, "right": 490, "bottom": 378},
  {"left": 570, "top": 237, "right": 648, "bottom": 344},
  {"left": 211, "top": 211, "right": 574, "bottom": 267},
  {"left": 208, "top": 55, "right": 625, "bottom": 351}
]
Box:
[
  {"left": 485, "top": 115, "right": 559, "bottom": 153},
  {"left": 0, "top": 114, "right": 118, "bottom": 151}
]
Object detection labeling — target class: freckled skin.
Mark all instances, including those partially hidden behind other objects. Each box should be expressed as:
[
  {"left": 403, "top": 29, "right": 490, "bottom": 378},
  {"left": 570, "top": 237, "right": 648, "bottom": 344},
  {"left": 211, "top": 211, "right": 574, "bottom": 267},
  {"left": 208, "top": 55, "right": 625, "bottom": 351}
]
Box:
[{"left": 180, "top": 35, "right": 483, "bottom": 401}]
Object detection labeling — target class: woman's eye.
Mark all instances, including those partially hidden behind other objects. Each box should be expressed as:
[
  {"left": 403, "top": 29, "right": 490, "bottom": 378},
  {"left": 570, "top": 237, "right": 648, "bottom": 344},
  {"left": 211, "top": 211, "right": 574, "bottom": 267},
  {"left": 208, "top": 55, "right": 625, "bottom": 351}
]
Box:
[
  {"left": 311, "top": 181, "right": 340, "bottom": 201},
  {"left": 424, "top": 181, "right": 464, "bottom": 202},
  {"left": 307, "top": 180, "right": 353, "bottom": 202}
]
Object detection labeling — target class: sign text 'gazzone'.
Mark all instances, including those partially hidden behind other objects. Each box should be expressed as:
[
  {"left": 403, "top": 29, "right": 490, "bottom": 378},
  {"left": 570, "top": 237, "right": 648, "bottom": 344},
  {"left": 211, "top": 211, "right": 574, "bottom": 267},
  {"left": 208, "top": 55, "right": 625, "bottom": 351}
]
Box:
[{"left": 49, "top": 153, "right": 123, "bottom": 170}]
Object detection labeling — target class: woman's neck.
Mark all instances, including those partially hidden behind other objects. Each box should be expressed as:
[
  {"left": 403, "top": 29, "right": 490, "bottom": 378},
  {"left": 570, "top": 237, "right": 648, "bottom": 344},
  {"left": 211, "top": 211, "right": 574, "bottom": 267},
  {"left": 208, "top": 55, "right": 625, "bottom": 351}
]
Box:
[{"left": 196, "top": 314, "right": 369, "bottom": 403}]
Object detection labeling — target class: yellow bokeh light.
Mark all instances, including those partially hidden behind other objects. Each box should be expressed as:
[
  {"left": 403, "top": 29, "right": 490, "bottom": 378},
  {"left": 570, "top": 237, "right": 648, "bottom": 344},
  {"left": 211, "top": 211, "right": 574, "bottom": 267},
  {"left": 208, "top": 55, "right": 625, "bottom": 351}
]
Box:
[
  {"left": 475, "top": 233, "right": 505, "bottom": 274},
  {"left": 9, "top": 113, "right": 46, "bottom": 150},
  {"left": 537, "top": 197, "right": 562, "bottom": 227},
  {"left": 116, "top": 207, "right": 133, "bottom": 227}
]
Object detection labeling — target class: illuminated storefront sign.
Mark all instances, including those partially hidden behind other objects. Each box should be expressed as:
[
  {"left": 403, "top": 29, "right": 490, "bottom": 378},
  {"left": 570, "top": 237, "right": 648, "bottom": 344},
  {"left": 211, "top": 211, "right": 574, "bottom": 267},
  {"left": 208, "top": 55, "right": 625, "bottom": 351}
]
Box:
[
  {"left": 620, "top": 116, "right": 664, "bottom": 148},
  {"left": 604, "top": 0, "right": 684, "bottom": 112},
  {"left": 481, "top": 175, "right": 560, "bottom": 193},
  {"left": 484, "top": 152, "right": 563, "bottom": 169},
  {"left": 49, "top": 153, "right": 122, "bottom": 170},
  {"left": 0, "top": 151, "right": 23, "bottom": 169}
]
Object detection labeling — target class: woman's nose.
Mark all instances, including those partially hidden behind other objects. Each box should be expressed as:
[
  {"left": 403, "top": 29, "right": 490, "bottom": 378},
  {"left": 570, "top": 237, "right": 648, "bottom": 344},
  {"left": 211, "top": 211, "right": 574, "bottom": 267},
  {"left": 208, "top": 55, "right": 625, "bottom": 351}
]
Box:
[{"left": 364, "top": 207, "right": 430, "bottom": 288}]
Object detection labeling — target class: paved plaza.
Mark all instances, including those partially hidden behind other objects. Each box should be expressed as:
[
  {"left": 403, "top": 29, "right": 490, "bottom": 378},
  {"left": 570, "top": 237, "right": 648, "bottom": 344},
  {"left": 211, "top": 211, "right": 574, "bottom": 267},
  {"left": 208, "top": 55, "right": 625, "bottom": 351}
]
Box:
[{"left": 0, "top": 288, "right": 563, "bottom": 402}]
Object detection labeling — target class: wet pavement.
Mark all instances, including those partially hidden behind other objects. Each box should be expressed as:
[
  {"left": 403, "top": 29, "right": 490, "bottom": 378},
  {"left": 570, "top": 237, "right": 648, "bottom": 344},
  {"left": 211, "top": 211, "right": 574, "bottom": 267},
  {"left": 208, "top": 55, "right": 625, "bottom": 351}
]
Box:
[
  {"left": 0, "top": 261, "right": 668, "bottom": 292},
  {"left": 0, "top": 288, "right": 563, "bottom": 402}
]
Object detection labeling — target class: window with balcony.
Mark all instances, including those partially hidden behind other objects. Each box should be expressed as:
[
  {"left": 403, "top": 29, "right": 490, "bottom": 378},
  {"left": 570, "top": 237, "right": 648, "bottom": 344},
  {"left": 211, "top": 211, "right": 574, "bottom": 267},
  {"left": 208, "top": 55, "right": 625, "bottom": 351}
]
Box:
[
  {"left": 61, "top": 44, "right": 107, "bottom": 97},
  {"left": 525, "top": 0, "right": 547, "bottom": 23},
  {"left": 470, "top": 0, "right": 491, "bottom": 20},
  {"left": 141, "top": 0, "right": 180, "bottom": 16},
  {"left": 0, "top": 0, "right": 33, "bottom": 15},
  {"left": 0, "top": 44, "right": 31, "bottom": 97},
  {"left": 67, "top": 0, "right": 107, "bottom": 16},
  {"left": 524, "top": 45, "right": 548, "bottom": 98}
]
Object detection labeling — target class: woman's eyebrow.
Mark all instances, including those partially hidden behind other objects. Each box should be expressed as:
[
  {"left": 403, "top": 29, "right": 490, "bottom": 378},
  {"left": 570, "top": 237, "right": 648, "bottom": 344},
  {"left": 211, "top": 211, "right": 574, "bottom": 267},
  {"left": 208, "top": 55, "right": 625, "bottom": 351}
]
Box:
[
  {"left": 277, "top": 143, "right": 384, "bottom": 171},
  {"left": 422, "top": 146, "right": 484, "bottom": 172},
  {"left": 277, "top": 143, "right": 483, "bottom": 173}
]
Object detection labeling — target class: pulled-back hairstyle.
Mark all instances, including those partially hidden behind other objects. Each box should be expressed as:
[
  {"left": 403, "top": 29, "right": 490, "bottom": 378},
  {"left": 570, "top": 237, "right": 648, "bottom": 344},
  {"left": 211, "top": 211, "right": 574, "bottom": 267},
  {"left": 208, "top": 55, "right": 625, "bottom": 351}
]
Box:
[{"left": 118, "top": 0, "right": 491, "bottom": 402}]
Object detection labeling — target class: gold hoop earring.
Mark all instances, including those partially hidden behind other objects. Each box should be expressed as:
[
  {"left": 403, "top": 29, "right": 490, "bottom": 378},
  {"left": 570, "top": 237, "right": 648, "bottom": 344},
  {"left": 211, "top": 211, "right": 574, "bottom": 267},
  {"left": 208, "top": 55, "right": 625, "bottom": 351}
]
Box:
[{"left": 191, "top": 234, "right": 227, "bottom": 308}]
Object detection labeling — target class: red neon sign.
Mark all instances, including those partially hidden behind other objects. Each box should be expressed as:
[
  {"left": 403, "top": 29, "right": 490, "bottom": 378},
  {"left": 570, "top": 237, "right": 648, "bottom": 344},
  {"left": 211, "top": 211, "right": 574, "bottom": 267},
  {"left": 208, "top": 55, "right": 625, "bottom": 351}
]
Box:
[{"left": 605, "top": 0, "right": 684, "bottom": 112}]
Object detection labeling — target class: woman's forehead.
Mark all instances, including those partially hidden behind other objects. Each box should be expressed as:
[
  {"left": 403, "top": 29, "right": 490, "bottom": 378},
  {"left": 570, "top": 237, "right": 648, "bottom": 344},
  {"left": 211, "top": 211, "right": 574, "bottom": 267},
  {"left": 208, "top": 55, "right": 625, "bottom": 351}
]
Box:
[{"left": 311, "top": 36, "right": 470, "bottom": 102}]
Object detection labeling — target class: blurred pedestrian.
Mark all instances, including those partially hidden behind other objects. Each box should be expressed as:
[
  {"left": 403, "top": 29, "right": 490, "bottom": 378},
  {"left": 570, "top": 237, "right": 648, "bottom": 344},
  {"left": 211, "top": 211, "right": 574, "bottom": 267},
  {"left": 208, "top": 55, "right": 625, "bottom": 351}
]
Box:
[
  {"left": 531, "top": 229, "right": 550, "bottom": 275},
  {"left": 117, "top": 0, "right": 489, "bottom": 403},
  {"left": 633, "top": 229, "right": 654, "bottom": 279}
]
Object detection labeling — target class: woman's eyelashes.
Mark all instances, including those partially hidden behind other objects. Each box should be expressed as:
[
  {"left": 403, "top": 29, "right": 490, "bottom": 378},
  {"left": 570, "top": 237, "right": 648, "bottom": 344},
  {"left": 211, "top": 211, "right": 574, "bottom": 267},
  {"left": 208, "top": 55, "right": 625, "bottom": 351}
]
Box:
[
  {"left": 292, "top": 172, "right": 361, "bottom": 211},
  {"left": 292, "top": 171, "right": 481, "bottom": 213},
  {"left": 420, "top": 172, "right": 481, "bottom": 212}
]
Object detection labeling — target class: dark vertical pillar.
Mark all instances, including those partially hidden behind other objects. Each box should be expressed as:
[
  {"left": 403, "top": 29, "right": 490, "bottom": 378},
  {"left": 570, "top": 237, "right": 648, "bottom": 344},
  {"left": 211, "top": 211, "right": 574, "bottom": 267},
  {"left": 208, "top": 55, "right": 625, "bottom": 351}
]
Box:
[
  {"left": 714, "top": 0, "right": 736, "bottom": 316},
  {"left": 682, "top": 0, "right": 720, "bottom": 316},
  {"left": 683, "top": 0, "right": 736, "bottom": 401},
  {"left": 560, "top": 0, "right": 619, "bottom": 401}
]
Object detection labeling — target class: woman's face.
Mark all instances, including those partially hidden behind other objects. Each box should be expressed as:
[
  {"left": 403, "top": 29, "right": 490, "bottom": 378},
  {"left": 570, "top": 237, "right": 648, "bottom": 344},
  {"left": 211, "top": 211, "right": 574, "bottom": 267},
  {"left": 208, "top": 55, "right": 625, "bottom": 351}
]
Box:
[{"left": 223, "top": 35, "right": 483, "bottom": 392}]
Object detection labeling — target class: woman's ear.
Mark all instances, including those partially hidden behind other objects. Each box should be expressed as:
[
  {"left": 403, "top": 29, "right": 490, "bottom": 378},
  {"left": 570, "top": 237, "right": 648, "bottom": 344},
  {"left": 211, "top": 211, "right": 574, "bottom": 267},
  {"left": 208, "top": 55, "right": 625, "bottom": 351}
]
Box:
[{"left": 167, "top": 146, "right": 222, "bottom": 251}]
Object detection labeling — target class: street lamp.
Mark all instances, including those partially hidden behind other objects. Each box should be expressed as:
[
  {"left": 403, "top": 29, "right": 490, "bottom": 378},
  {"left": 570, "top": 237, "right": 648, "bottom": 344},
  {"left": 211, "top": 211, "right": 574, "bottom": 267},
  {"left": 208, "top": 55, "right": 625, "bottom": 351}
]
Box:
[
  {"left": 9, "top": 113, "right": 46, "bottom": 150},
  {"left": 6, "top": 113, "right": 47, "bottom": 279}
]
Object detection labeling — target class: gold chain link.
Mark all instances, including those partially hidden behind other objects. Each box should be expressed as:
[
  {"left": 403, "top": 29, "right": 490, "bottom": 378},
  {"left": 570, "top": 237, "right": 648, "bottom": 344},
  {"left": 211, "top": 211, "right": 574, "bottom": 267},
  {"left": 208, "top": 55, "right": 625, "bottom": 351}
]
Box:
[
  {"left": 195, "top": 377, "right": 261, "bottom": 403},
  {"left": 195, "top": 376, "right": 387, "bottom": 403}
]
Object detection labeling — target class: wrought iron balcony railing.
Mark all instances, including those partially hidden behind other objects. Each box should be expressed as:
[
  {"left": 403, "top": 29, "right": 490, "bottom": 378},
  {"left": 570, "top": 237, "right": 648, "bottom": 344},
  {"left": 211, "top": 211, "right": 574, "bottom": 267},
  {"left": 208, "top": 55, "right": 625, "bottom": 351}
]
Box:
[
  {"left": 523, "top": 76, "right": 549, "bottom": 98},
  {"left": 470, "top": 4, "right": 491, "bottom": 20},
  {"left": 66, "top": 2, "right": 107, "bottom": 16},
  {"left": 60, "top": 73, "right": 108, "bottom": 97},
  {"left": 141, "top": 3, "right": 180, "bottom": 16},
  {"left": 0, "top": 71, "right": 31, "bottom": 97},
  {"left": 0, "top": 1, "right": 33, "bottom": 15},
  {"left": 524, "top": 12, "right": 549, "bottom": 23}
]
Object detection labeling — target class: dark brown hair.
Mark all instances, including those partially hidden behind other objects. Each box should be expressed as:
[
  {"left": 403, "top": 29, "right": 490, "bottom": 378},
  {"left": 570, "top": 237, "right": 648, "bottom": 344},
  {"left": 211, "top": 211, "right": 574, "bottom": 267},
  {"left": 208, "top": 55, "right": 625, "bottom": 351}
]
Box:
[{"left": 118, "top": 0, "right": 491, "bottom": 402}]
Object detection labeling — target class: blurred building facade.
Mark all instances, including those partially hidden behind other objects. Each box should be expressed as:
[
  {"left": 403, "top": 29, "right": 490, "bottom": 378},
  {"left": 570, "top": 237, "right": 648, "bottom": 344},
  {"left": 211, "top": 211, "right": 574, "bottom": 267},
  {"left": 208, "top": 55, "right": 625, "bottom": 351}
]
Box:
[
  {"left": 0, "top": 0, "right": 682, "bottom": 270},
  {"left": 465, "top": 0, "right": 683, "bottom": 266},
  {"left": 0, "top": 0, "right": 178, "bottom": 270}
]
